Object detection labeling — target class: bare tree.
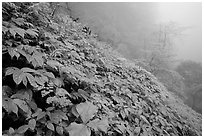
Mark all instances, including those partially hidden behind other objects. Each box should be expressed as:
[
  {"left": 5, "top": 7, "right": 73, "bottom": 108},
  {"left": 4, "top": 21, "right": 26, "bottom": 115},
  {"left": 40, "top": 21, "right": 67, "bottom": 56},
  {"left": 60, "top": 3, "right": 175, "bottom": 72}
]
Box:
[{"left": 142, "top": 22, "right": 186, "bottom": 74}]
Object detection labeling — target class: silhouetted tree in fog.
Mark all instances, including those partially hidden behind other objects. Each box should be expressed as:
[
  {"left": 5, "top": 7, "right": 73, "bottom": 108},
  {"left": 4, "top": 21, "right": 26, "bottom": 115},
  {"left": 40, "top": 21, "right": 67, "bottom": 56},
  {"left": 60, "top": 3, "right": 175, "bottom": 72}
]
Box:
[{"left": 141, "top": 22, "right": 185, "bottom": 74}]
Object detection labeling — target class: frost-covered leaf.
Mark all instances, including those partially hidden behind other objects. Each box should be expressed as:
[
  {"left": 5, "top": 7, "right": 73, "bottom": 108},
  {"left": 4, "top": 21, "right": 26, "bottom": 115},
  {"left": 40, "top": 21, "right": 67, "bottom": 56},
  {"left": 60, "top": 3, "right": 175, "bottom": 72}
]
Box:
[
  {"left": 2, "top": 85, "right": 12, "bottom": 98},
  {"left": 8, "top": 127, "right": 15, "bottom": 134},
  {"left": 53, "top": 77, "right": 64, "bottom": 87},
  {"left": 140, "top": 115, "right": 150, "bottom": 125},
  {"left": 76, "top": 101, "right": 98, "bottom": 123},
  {"left": 87, "top": 118, "right": 109, "bottom": 132},
  {"left": 35, "top": 56, "right": 44, "bottom": 67},
  {"left": 13, "top": 99, "right": 29, "bottom": 113},
  {"left": 47, "top": 122, "right": 55, "bottom": 131},
  {"left": 25, "top": 73, "right": 38, "bottom": 87},
  {"left": 35, "top": 76, "right": 45, "bottom": 86},
  {"left": 78, "top": 89, "right": 89, "bottom": 100},
  {"left": 50, "top": 112, "right": 61, "bottom": 124},
  {"left": 21, "top": 67, "right": 37, "bottom": 73},
  {"left": 47, "top": 60, "right": 63, "bottom": 70},
  {"left": 22, "top": 76, "right": 28, "bottom": 87},
  {"left": 2, "top": 26, "right": 9, "bottom": 34},
  {"left": 12, "top": 69, "right": 23, "bottom": 85},
  {"left": 65, "top": 122, "right": 90, "bottom": 136},
  {"left": 16, "top": 48, "right": 28, "bottom": 59},
  {"left": 36, "top": 111, "right": 46, "bottom": 120},
  {"left": 9, "top": 28, "right": 17, "bottom": 37},
  {"left": 5, "top": 67, "right": 19, "bottom": 76},
  {"left": 71, "top": 105, "right": 79, "bottom": 118},
  {"left": 46, "top": 107, "right": 55, "bottom": 111},
  {"left": 9, "top": 27, "right": 25, "bottom": 38},
  {"left": 17, "top": 125, "right": 29, "bottom": 134},
  {"left": 28, "top": 100, "right": 38, "bottom": 111},
  {"left": 56, "top": 88, "right": 70, "bottom": 97},
  {"left": 50, "top": 23, "right": 59, "bottom": 31},
  {"left": 37, "top": 69, "right": 55, "bottom": 79},
  {"left": 134, "top": 127, "right": 141, "bottom": 135},
  {"left": 8, "top": 48, "right": 20, "bottom": 59},
  {"left": 32, "top": 108, "right": 42, "bottom": 117},
  {"left": 28, "top": 119, "right": 36, "bottom": 130},
  {"left": 54, "top": 110, "right": 68, "bottom": 120},
  {"left": 11, "top": 89, "right": 32, "bottom": 101},
  {"left": 26, "top": 29, "right": 38, "bottom": 37},
  {"left": 12, "top": 18, "right": 25, "bottom": 26},
  {"left": 115, "top": 123, "right": 126, "bottom": 134},
  {"left": 41, "top": 90, "right": 51, "bottom": 97},
  {"left": 3, "top": 98, "right": 18, "bottom": 115},
  {"left": 56, "top": 126, "right": 63, "bottom": 135}
]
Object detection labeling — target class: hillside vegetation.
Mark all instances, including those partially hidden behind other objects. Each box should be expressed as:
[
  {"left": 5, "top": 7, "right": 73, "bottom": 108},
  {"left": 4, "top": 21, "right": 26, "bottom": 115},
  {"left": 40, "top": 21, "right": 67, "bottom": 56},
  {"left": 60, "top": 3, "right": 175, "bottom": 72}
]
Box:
[{"left": 2, "top": 2, "right": 202, "bottom": 136}]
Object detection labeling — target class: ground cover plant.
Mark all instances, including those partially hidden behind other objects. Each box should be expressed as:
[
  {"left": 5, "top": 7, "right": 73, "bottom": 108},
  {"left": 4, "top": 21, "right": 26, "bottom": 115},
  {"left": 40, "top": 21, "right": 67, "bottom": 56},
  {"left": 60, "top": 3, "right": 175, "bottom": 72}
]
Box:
[{"left": 2, "top": 2, "right": 202, "bottom": 136}]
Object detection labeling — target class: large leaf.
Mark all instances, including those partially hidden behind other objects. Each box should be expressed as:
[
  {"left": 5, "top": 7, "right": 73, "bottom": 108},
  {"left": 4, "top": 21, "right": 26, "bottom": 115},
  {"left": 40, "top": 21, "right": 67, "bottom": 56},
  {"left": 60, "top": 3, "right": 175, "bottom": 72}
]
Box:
[
  {"left": 56, "top": 126, "right": 64, "bottom": 135},
  {"left": 46, "top": 60, "right": 63, "bottom": 70},
  {"left": 11, "top": 89, "right": 32, "bottom": 101},
  {"left": 13, "top": 99, "right": 29, "bottom": 113},
  {"left": 5, "top": 67, "right": 19, "bottom": 76},
  {"left": 28, "top": 100, "right": 38, "bottom": 111},
  {"left": 36, "top": 111, "right": 46, "bottom": 120},
  {"left": 28, "top": 119, "right": 36, "bottom": 130},
  {"left": 32, "top": 108, "right": 42, "bottom": 117},
  {"left": 22, "top": 76, "right": 28, "bottom": 87},
  {"left": 16, "top": 48, "right": 28, "bottom": 60},
  {"left": 2, "top": 26, "right": 9, "bottom": 34},
  {"left": 71, "top": 105, "right": 79, "bottom": 118},
  {"left": 8, "top": 127, "right": 15, "bottom": 135},
  {"left": 12, "top": 69, "right": 23, "bottom": 85},
  {"left": 2, "top": 98, "right": 18, "bottom": 115},
  {"left": 21, "top": 67, "right": 37, "bottom": 73},
  {"left": 17, "top": 125, "right": 29, "bottom": 134},
  {"left": 15, "top": 27, "right": 26, "bottom": 38},
  {"left": 47, "top": 122, "right": 55, "bottom": 131},
  {"left": 49, "top": 110, "right": 68, "bottom": 125},
  {"left": 56, "top": 88, "right": 70, "bottom": 97},
  {"left": 50, "top": 112, "right": 61, "bottom": 124},
  {"left": 12, "top": 18, "right": 25, "bottom": 26},
  {"left": 53, "top": 77, "right": 64, "bottom": 87},
  {"left": 38, "top": 69, "right": 55, "bottom": 79},
  {"left": 8, "top": 48, "right": 20, "bottom": 59},
  {"left": 76, "top": 101, "right": 98, "bottom": 123},
  {"left": 31, "top": 51, "right": 45, "bottom": 67},
  {"left": 87, "top": 118, "right": 109, "bottom": 132},
  {"left": 54, "top": 110, "right": 68, "bottom": 120},
  {"left": 25, "top": 73, "right": 38, "bottom": 87},
  {"left": 2, "top": 85, "right": 12, "bottom": 98},
  {"left": 35, "top": 76, "right": 46, "bottom": 86},
  {"left": 9, "top": 27, "right": 25, "bottom": 38},
  {"left": 134, "top": 127, "right": 141, "bottom": 135},
  {"left": 26, "top": 29, "right": 38, "bottom": 37},
  {"left": 65, "top": 122, "right": 90, "bottom": 136},
  {"left": 140, "top": 115, "right": 150, "bottom": 125}
]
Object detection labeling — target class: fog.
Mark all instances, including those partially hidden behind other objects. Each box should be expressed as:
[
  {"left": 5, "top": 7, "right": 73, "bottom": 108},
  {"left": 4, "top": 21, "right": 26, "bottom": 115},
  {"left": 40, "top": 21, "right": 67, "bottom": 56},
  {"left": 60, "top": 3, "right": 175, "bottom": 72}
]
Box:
[{"left": 68, "top": 2, "right": 202, "bottom": 63}]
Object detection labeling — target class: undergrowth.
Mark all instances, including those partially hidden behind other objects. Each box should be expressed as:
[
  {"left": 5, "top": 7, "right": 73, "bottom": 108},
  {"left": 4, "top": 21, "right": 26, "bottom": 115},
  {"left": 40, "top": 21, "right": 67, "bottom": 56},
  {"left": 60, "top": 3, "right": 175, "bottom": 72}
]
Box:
[{"left": 2, "top": 2, "right": 202, "bottom": 136}]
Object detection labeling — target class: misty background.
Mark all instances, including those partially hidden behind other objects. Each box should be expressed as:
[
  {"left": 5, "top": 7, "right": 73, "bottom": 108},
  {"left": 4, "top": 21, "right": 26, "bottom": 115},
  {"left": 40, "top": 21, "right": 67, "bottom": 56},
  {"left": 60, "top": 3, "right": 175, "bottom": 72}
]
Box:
[
  {"left": 68, "top": 2, "right": 202, "bottom": 63},
  {"left": 65, "top": 2, "right": 202, "bottom": 114}
]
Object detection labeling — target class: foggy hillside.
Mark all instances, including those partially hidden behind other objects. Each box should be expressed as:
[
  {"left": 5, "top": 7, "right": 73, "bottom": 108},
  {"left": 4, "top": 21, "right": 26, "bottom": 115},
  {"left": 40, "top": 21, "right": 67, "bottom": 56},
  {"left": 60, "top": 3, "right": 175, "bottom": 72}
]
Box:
[
  {"left": 2, "top": 2, "right": 202, "bottom": 136},
  {"left": 68, "top": 2, "right": 202, "bottom": 63},
  {"left": 67, "top": 3, "right": 202, "bottom": 114},
  {"left": 68, "top": 2, "right": 158, "bottom": 59}
]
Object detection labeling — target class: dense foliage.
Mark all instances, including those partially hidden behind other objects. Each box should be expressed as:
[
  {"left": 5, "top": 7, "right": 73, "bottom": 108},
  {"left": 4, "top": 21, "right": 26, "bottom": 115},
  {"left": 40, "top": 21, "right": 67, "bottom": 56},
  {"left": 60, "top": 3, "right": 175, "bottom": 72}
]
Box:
[{"left": 2, "top": 2, "right": 202, "bottom": 136}]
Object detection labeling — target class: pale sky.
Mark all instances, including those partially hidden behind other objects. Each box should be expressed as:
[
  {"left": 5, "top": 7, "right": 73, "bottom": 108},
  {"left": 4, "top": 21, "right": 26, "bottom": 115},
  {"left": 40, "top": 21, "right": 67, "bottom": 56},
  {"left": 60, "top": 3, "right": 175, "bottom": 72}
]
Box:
[{"left": 157, "top": 3, "right": 202, "bottom": 62}]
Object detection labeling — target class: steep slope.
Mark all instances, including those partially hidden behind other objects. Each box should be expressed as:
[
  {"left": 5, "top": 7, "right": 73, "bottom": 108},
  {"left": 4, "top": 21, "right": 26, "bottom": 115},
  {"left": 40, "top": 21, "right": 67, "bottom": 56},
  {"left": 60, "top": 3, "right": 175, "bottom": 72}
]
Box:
[{"left": 2, "top": 2, "right": 202, "bottom": 136}]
